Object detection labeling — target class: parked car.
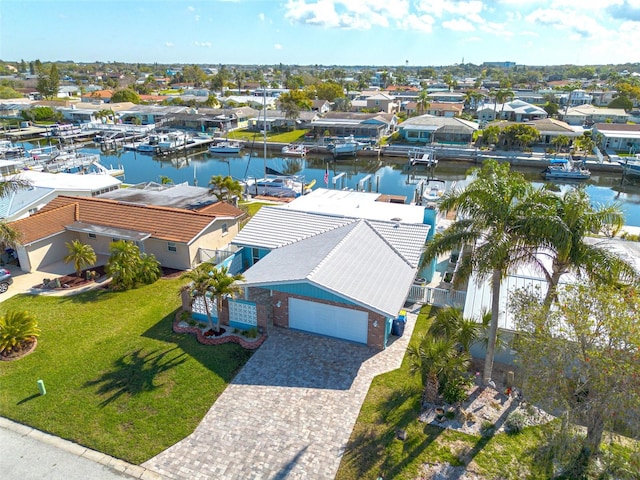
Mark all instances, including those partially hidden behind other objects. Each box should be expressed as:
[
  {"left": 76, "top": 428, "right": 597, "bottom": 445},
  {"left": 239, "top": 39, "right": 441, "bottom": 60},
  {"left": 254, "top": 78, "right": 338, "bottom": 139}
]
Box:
[{"left": 0, "top": 268, "right": 13, "bottom": 293}]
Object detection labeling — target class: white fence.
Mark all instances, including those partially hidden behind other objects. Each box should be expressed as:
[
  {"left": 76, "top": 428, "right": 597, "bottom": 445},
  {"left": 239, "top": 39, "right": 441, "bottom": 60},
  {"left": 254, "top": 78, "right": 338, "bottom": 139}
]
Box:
[{"left": 407, "top": 285, "right": 466, "bottom": 308}]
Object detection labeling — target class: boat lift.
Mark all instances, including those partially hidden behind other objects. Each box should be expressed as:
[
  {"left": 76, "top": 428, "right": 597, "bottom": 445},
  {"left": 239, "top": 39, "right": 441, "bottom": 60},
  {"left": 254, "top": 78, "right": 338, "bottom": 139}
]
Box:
[
  {"left": 357, "top": 174, "right": 373, "bottom": 192},
  {"left": 332, "top": 172, "right": 346, "bottom": 190}
]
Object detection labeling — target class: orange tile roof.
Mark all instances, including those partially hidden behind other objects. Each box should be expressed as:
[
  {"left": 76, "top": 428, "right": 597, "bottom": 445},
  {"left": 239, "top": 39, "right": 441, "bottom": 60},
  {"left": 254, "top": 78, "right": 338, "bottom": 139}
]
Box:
[
  {"left": 10, "top": 204, "right": 77, "bottom": 244},
  {"left": 12, "top": 196, "right": 226, "bottom": 245},
  {"left": 82, "top": 90, "right": 113, "bottom": 98},
  {"left": 197, "top": 201, "right": 245, "bottom": 218}
]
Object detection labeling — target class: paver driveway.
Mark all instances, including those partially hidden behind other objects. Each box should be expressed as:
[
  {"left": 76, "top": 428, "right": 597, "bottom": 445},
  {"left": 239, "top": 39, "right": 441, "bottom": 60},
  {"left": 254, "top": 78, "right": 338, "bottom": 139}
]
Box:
[{"left": 144, "top": 311, "right": 417, "bottom": 480}]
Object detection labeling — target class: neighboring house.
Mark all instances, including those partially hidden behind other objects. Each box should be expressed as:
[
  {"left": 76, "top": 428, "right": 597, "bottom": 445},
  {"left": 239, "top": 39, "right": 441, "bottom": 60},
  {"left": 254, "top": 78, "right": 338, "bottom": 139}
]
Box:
[
  {"left": 361, "top": 93, "right": 398, "bottom": 113},
  {"left": 220, "top": 95, "right": 277, "bottom": 110},
  {"left": 425, "top": 102, "right": 464, "bottom": 118},
  {"left": 0, "top": 170, "right": 122, "bottom": 222},
  {"left": 306, "top": 112, "right": 397, "bottom": 142},
  {"left": 592, "top": 123, "right": 640, "bottom": 152},
  {"left": 59, "top": 102, "right": 138, "bottom": 124},
  {"left": 463, "top": 237, "right": 640, "bottom": 364},
  {"left": 427, "top": 91, "right": 466, "bottom": 103},
  {"left": 9, "top": 194, "right": 244, "bottom": 273},
  {"left": 57, "top": 86, "right": 80, "bottom": 98},
  {"left": 523, "top": 118, "right": 582, "bottom": 146},
  {"left": 230, "top": 189, "right": 433, "bottom": 349},
  {"left": 81, "top": 90, "right": 113, "bottom": 103},
  {"left": 476, "top": 100, "right": 548, "bottom": 123},
  {"left": 398, "top": 114, "right": 478, "bottom": 144},
  {"left": 311, "top": 99, "right": 331, "bottom": 114},
  {"left": 561, "top": 105, "right": 629, "bottom": 126}
]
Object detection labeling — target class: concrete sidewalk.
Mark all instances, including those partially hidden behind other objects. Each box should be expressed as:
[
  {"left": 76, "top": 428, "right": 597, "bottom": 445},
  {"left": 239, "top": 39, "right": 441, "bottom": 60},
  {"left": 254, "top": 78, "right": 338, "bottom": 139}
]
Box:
[{"left": 0, "top": 417, "right": 164, "bottom": 480}]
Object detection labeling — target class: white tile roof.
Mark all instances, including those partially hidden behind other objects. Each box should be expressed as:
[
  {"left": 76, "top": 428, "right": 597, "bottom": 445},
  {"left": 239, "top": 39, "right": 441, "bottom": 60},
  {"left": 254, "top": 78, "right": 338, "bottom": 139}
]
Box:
[
  {"left": 233, "top": 204, "right": 430, "bottom": 267},
  {"left": 232, "top": 206, "right": 354, "bottom": 249},
  {"left": 242, "top": 220, "right": 417, "bottom": 317}
]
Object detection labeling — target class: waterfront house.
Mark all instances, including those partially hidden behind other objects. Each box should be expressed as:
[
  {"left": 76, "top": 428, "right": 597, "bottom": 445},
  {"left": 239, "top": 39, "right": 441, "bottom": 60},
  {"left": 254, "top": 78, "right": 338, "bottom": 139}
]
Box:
[
  {"left": 306, "top": 112, "right": 397, "bottom": 142},
  {"left": 592, "top": 123, "right": 640, "bottom": 152},
  {"left": 1, "top": 170, "right": 121, "bottom": 222},
  {"left": 81, "top": 90, "right": 113, "bottom": 103},
  {"left": 476, "top": 99, "right": 548, "bottom": 123},
  {"left": 229, "top": 189, "right": 433, "bottom": 349},
  {"left": 8, "top": 194, "right": 244, "bottom": 273},
  {"left": 561, "top": 105, "right": 629, "bottom": 126},
  {"left": 523, "top": 118, "right": 581, "bottom": 147},
  {"left": 398, "top": 114, "right": 478, "bottom": 144}
]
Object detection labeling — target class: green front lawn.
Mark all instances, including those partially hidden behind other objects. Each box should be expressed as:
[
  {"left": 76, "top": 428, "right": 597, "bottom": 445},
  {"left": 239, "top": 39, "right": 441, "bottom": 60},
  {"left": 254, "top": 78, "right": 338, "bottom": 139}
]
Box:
[
  {"left": 336, "top": 306, "right": 637, "bottom": 480},
  {"left": 0, "top": 278, "right": 252, "bottom": 464},
  {"left": 228, "top": 129, "right": 307, "bottom": 144}
]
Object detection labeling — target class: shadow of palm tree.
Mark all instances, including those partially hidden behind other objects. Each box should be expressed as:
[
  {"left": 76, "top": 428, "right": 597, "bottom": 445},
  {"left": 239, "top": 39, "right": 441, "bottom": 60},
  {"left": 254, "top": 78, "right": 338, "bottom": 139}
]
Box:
[
  {"left": 85, "top": 347, "right": 187, "bottom": 407},
  {"left": 273, "top": 445, "right": 309, "bottom": 479}
]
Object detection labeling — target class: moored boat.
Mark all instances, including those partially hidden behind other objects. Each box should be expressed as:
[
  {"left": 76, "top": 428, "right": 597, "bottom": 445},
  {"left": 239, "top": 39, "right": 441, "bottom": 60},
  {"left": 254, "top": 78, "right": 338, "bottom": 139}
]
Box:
[
  {"left": 209, "top": 139, "right": 243, "bottom": 154},
  {"left": 617, "top": 155, "right": 640, "bottom": 177},
  {"left": 542, "top": 158, "right": 591, "bottom": 181},
  {"left": 327, "top": 135, "right": 364, "bottom": 158},
  {"left": 281, "top": 144, "right": 307, "bottom": 157}
]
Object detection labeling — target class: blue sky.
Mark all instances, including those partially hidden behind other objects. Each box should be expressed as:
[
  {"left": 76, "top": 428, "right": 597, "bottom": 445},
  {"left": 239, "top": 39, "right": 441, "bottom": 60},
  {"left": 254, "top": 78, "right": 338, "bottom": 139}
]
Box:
[{"left": 2, "top": 0, "right": 640, "bottom": 66}]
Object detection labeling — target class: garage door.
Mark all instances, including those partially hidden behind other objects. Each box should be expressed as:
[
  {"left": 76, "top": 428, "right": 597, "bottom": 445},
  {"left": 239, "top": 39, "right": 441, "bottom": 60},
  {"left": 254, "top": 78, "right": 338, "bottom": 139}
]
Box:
[{"left": 288, "top": 298, "right": 369, "bottom": 344}]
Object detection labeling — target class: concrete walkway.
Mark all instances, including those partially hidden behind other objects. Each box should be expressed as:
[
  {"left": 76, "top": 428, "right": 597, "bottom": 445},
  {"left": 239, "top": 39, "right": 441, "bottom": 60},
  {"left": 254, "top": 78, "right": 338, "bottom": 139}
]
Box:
[
  {"left": 0, "top": 417, "right": 163, "bottom": 480},
  {"left": 144, "top": 311, "right": 417, "bottom": 480}
]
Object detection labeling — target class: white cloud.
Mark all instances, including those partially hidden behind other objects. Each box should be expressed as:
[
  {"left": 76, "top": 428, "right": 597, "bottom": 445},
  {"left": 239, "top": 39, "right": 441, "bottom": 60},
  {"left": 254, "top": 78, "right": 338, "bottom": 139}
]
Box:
[
  {"left": 187, "top": 6, "right": 195, "bottom": 12},
  {"left": 194, "top": 15, "right": 200, "bottom": 22},
  {"left": 194, "top": 41, "right": 212, "bottom": 47},
  {"left": 165, "top": 42, "right": 174, "bottom": 47},
  {"left": 258, "top": 12, "right": 265, "bottom": 21},
  {"left": 402, "top": 13, "right": 435, "bottom": 32},
  {"left": 284, "top": 0, "right": 409, "bottom": 29},
  {"left": 443, "top": 18, "right": 475, "bottom": 31},
  {"left": 274, "top": 44, "right": 283, "bottom": 50}
]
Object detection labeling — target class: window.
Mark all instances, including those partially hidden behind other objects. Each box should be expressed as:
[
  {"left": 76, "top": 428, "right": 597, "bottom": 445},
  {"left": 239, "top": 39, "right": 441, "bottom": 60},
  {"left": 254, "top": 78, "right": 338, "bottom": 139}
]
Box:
[
  {"left": 251, "top": 248, "right": 260, "bottom": 265},
  {"left": 221, "top": 223, "right": 228, "bottom": 235},
  {"left": 88, "top": 233, "right": 97, "bottom": 239},
  {"left": 168, "top": 242, "right": 177, "bottom": 252}
]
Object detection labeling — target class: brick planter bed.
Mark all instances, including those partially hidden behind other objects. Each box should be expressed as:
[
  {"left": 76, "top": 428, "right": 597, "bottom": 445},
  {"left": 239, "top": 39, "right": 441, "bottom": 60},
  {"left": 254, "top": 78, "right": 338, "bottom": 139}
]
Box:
[{"left": 173, "top": 310, "right": 266, "bottom": 350}]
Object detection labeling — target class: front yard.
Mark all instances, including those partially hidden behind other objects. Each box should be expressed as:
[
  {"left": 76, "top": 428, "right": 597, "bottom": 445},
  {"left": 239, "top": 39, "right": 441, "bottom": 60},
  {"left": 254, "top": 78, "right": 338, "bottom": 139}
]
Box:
[
  {"left": 336, "top": 306, "right": 639, "bottom": 480},
  {"left": 0, "top": 278, "right": 252, "bottom": 464}
]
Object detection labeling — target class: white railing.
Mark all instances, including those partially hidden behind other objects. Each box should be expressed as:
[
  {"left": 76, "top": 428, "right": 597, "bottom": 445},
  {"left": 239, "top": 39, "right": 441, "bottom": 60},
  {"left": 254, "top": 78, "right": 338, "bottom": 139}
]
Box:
[{"left": 407, "top": 285, "right": 466, "bottom": 308}]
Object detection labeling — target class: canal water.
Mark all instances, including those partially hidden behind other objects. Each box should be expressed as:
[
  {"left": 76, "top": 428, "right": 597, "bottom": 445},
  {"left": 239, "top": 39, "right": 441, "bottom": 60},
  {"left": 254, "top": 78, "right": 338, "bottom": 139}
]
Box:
[{"left": 27, "top": 142, "right": 640, "bottom": 227}]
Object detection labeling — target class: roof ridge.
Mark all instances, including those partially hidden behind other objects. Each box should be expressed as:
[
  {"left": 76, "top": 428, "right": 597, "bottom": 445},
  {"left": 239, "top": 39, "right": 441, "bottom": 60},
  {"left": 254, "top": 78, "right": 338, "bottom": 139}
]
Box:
[
  {"left": 364, "top": 219, "right": 415, "bottom": 268},
  {"left": 306, "top": 221, "right": 360, "bottom": 279},
  {"left": 55, "top": 195, "right": 218, "bottom": 217}
]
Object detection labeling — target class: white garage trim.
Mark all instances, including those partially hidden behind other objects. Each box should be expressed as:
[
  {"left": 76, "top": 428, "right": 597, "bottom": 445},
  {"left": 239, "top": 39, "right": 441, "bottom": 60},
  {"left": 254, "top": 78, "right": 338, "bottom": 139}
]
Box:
[{"left": 288, "top": 298, "right": 368, "bottom": 344}]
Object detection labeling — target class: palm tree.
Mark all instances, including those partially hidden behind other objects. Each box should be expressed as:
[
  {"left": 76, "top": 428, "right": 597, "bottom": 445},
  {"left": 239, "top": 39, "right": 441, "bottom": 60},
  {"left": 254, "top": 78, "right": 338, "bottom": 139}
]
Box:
[
  {"left": 495, "top": 88, "right": 515, "bottom": 119},
  {"left": 105, "top": 240, "right": 141, "bottom": 291},
  {"left": 208, "top": 175, "right": 243, "bottom": 203},
  {"left": 408, "top": 335, "right": 465, "bottom": 404},
  {"left": 530, "top": 188, "right": 637, "bottom": 311},
  {"left": 0, "top": 221, "right": 21, "bottom": 253},
  {"left": 181, "top": 263, "right": 244, "bottom": 332},
  {"left": 0, "top": 310, "right": 40, "bottom": 355},
  {"left": 421, "top": 160, "right": 547, "bottom": 384},
  {"left": 428, "top": 306, "right": 485, "bottom": 354},
  {"left": 416, "top": 90, "right": 431, "bottom": 116},
  {"left": 551, "top": 134, "right": 570, "bottom": 153},
  {"left": 63, "top": 240, "right": 97, "bottom": 278},
  {"left": 137, "top": 253, "right": 161, "bottom": 285}
]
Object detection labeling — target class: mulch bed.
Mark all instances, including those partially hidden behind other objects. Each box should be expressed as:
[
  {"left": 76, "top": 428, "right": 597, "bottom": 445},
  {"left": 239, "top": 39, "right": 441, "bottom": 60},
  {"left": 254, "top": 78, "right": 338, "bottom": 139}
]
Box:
[
  {"left": 0, "top": 337, "right": 38, "bottom": 362},
  {"left": 38, "top": 266, "right": 184, "bottom": 290}
]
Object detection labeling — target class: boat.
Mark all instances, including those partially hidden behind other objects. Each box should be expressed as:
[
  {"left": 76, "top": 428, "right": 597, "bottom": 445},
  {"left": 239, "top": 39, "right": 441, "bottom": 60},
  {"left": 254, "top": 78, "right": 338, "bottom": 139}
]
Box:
[
  {"left": 158, "top": 131, "right": 188, "bottom": 153},
  {"left": 0, "top": 140, "right": 25, "bottom": 158},
  {"left": 244, "top": 175, "right": 307, "bottom": 198},
  {"left": 617, "top": 155, "right": 640, "bottom": 177},
  {"left": 327, "top": 135, "right": 364, "bottom": 158},
  {"left": 209, "top": 139, "right": 243, "bottom": 154},
  {"left": 421, "top": 178, "right": 447, "bottom": 203},
  {"left": 136, "top": 133, "right": 166, "bottom": 153},
  {"left": 409, "top": 147, "right": 438, "bottom": 167},
  {"left": 281, "top": 144, "right": 307, "bottom": 157},
  {"left": 542, "top": 158, "right": 591, "bottom": 181}
]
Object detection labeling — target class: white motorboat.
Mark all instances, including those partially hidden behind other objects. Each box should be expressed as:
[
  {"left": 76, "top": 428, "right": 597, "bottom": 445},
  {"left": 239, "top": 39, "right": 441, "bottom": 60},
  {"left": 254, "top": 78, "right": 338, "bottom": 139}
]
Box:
[
  {"left": 209, "top": 140, "right": 243, "bottom": 154},
  {"left": 0, "top": 140, "right": 25, "bottom": 158},
  {"left": 617, "top": 155, "right": 640, "bottom": 177},
  {"left": 542, "top": 158, "right": 591, "bottom": 181},
  {"left": 158, "top": 131, "right": 188, "bottom": 152},
  {"left": 244, "top": 175, "right": 307, "bottom": 198},
  {"left": 327, "top": 135, "right": 364, "bottom": 158},
  {"left": 281, "top": 144, "right": 307, "bottom": 157}
]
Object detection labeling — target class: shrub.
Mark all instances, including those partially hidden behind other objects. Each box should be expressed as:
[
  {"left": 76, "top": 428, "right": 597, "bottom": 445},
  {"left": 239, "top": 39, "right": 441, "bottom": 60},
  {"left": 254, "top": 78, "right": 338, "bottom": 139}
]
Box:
[
  {"left": 0, "top": 310, "right": 40, "bottom": 355},
  {"left": 480, "top": 421, "right": 495, "bottom": 437},
  {"left": 244, "top": 327, "right": 259, "bottom": 339},
  {"left": 505, "top": 411, "right": 527, "bottom": 435},
  {"left": 442, "top": 376, "right": 471, "bottom": 404}
]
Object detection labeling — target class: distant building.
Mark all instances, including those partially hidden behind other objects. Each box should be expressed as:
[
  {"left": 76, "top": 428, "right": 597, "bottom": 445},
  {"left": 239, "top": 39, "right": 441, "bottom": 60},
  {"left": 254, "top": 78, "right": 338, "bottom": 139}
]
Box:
[{"left": 482, "top": 61, "right": 516, "bottom": 68}]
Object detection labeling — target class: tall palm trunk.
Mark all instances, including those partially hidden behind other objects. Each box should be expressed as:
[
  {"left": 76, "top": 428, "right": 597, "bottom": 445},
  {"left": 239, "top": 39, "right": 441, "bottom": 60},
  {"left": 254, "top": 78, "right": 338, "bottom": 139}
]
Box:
[
  {"left": 483, "top": 269, "right": 502, "bottom": 384},
  {"left": 542, "top": 267, "right": 563, "bottom": 312},
  {"left": 214, "top": 295, "right": 222, "bottom": 333},
  {"left": 424, "top": 372, "right": 440, "bottom": 404}
]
